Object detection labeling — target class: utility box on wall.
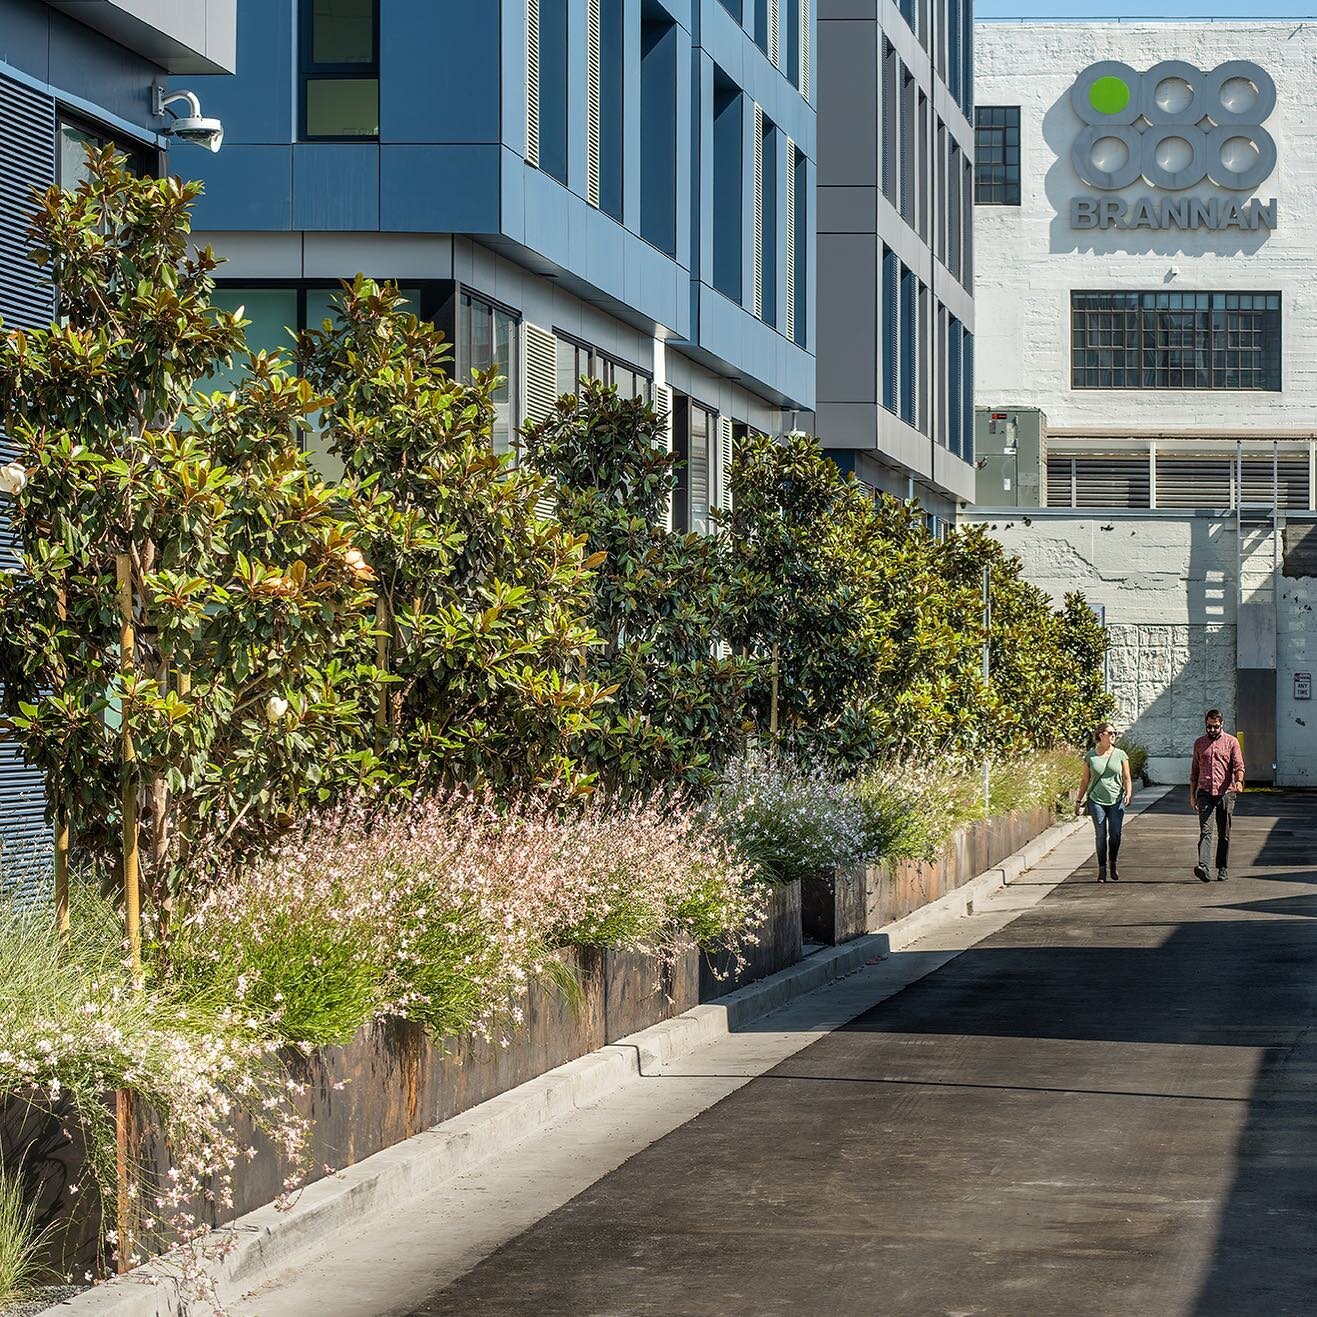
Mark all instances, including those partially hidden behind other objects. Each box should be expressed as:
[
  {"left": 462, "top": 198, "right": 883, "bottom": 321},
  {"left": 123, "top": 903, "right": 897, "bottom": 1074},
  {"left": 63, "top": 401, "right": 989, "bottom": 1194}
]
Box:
[{"left": 975, "top": 407, "right": 1047, "bottom": 507}]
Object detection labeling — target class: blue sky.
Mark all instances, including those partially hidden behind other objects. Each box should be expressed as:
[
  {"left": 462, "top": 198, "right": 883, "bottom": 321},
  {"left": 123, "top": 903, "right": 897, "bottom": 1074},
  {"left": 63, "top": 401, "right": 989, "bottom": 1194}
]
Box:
[{"left": 977, "top": 2, "right": 1317, "bottom": 17}]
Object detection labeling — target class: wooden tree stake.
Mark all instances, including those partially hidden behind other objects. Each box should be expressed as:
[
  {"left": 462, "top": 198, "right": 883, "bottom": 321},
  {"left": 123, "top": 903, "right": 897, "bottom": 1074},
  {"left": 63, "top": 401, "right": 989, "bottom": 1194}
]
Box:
[{"left": 116, "top": 553, "right": 142, "bottom": 978}]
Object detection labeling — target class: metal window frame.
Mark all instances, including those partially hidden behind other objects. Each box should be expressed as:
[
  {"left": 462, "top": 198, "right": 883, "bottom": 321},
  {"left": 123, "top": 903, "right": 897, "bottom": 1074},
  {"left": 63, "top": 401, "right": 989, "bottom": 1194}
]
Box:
[
  {"left": 298, "top": 0, "right": 382, "bottom": 142},
  {"left": 973, "top": 105, "right": 1020, "bottom": 206}
]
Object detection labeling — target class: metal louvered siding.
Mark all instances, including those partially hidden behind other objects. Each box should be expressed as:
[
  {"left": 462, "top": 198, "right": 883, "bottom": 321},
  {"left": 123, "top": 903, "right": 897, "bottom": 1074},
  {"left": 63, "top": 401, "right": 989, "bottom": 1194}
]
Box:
[
  {"left": 0, "top": 75, "right": 55, "bottom": 334},
  {"left": 1241, "top": 458, "right": 1309, "bottom": 510},
  {"left": 526, "top": 0, "right": 541, "bottom": 166},
  {"left": 654, "top": 383, "right": 673, "bottom": 528},
  {"left": 752, "top": 104, "right": 764, "bottom": 319},
  {"left": 785, "top": 136, "right": 796, "bottom": 343},
  {"left": 768, "top": 0, "right": 779, "bottom": 67},
  {"left": 1155, "top": 456, "right": 1233, "bottom": 509},
  {"left": 0, "top": 73, "right": 55, "bottom": 902},
  {"left": 1046, "top": 456, "right": 1151, "bottom": 509},
  {"left": 586, "top": 0, "right": 601, "bottom": 207},
  {"left": 523, "top": 322, "right": 558, "bottom": 423},
  {"left": 716, "top": 416, "right": 734, "bottom": 515},
  {"left": 799, "top": 0, "right": 810, "bottom": 100}
]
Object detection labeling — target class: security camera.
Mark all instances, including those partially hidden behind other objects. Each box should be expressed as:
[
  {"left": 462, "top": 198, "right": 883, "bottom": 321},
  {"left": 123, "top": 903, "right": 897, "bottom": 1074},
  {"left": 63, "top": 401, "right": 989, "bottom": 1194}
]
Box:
[{"left": 153, "top": 87, "right": 224, "bottom": 153}]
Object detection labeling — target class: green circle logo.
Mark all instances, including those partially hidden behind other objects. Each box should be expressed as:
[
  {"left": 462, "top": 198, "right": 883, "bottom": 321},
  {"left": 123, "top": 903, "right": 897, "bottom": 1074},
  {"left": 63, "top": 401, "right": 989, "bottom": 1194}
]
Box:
[{"left": 1089, "top": 75, "right": 1132, "bottom": 116}]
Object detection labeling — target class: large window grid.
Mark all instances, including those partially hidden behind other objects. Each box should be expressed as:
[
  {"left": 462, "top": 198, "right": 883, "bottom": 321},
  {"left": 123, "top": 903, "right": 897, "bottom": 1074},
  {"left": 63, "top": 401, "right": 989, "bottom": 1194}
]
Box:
[
  {"left": 1071, "top": 292, "right": 1282, "bottom": 391},
  {"left": 555, "top": 332, "right": 652, "bottom": 404},
  {"left": 974, "top": 106, "right": 1020, "bottom": 205},
  {"left": 300, "top": 0, "right": 380, "bottom": 140}
]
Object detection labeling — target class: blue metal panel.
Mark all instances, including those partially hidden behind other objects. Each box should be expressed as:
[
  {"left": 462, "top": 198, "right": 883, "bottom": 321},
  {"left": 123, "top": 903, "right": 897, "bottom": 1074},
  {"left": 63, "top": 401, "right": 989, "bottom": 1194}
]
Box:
[
  {"left": 693, "top": 281, "right": 813, "bottom": 407},
  {"left": 191, "top": 145, "right": 293, "bottom": 231},
  {"left": 48, "top": 7, "right": 165, "bottom": 131},
  {"left": 381, "top": 1, "right": 499, "bottom": 145},
  {"left": 382, "top": 146, "right": 500, "bottom": 234},
  {"left": 180, "top": 0, "right": 294, "bottom": 146},
  {"left": 292, "top": 144, "right": 380, "bottom": 230}
]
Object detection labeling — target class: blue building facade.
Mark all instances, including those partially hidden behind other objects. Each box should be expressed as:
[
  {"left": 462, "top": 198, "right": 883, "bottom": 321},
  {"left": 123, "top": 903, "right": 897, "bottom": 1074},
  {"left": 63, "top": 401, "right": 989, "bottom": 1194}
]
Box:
[
  {"left": 0, "top": 0, "right": 237, "bottom": 896},
  {"left": 178, "top": 0, "right": 816, "bottom": 525}
]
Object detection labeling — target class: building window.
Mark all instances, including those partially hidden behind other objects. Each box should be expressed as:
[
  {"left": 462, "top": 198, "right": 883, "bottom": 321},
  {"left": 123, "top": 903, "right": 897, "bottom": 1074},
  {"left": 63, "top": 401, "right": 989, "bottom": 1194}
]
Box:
[
  {"left": 58, "top": 116, "right": 156, "bottom": 189},
  {"left": 640, "top": 5, "right": 678, "bottom": 257},
  {"left": 599, "top": 0, "right": 624, "bottom": 220},
  {"left": 537, "top": 0, "right": 569, "bottom": 182},
  {"left": 713, "top": 73, "right": 743, "bottom": 303},
  {"left": 555, "top": 333, "right": 652, "bottom": 403},
  {"left": 1071, "top": 291, "right": 1282, "bottom": 391},
  {"left": 300, "top": 0, "right": 380, "bottom": 139},
  {"left": 882, "top": 246, "right": 899, "bottom": 414},
  {"left": 881, "top": 42, "right": 899, "bottom": 205},
  {"left": 673, "top": 397, "right": 716, "bottom": 534},
  {"left": 459, "top": 292, "right": 520, "bottom": 455},
  {"left": 974, "top": 107, "right": 1020, "bottom": 205}
]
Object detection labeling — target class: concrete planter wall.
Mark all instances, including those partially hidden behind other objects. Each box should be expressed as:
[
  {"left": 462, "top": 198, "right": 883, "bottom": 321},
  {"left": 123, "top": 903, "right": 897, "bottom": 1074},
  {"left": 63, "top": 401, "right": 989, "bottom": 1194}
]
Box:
[
  {"left": 800, "top": 863, "right": 868, "bottom": 945},
  {"left": 700, "top": 878, "right": 803, "bottom": 998},
  {"left": 864, "top": 804, "right": 1057, "bottom": 930}
]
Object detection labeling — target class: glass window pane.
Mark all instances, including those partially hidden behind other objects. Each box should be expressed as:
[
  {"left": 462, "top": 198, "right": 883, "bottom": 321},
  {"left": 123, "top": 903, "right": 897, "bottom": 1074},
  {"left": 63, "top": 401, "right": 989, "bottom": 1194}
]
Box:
[
  {"left": 203, "top": 288, "right": 299, "bottom": 392},
  {"left": 59, "top": 125, "right": 100, "bottom": 190},
  {"left": 312, "top": 0, "right": 376, "bottom": 63},
  {"left": 688, "top": 406, "right": 711, "bottom": 533},
  {"left": 306, "top": 78, "right": 379, "bottom": 137}
]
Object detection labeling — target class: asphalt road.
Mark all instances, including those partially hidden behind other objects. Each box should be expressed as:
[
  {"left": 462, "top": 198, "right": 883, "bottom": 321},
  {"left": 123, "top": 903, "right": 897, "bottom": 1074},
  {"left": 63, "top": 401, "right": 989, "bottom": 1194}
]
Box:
[{"left": 412, "top": 789, "right": 1317, "bottom": 1317}]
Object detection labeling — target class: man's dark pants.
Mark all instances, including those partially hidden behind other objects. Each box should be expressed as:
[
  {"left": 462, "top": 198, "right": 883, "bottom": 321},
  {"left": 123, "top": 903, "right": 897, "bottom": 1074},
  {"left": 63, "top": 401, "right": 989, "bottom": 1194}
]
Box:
[{"left": 1198, "top": 791, "right": 1236, "bottom": 873}]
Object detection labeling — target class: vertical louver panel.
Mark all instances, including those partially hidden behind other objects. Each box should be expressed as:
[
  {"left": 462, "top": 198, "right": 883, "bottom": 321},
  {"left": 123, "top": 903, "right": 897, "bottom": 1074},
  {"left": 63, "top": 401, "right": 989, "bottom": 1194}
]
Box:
[
  {"left": 785, "top": 136, "right": 796, "bottom": 344},
  {"left": 0, "top": 74, "right": 55, "bottom": 333},
  {"left": 523, "top": 322, "right": 558, "bottom": 424},
  {"left": 769, "top": 0, "right": 780, "bottom": 67},
  {"left": 526, "top": 0, "right": 541, "bottom": 166},
  {"left": 0, "top": 73, "right": 55, "bottom": 902},
  {"left": 523, "top": 323, "right": 558, "bottom": 519},
  {"left": 586, "top": 0, "right": 601, "bottom": 207},
  {"left": 655, "top": 384, "right": 674, "bottom": 528},
  {"left": 753, "top": 104, "right": 764, "bottom": 319},
  {"left": 716, "top": 417, "right": 734, "bottom": 515},
  {"left": 799, "top": 0, "right": 810, "bottom": 101}
]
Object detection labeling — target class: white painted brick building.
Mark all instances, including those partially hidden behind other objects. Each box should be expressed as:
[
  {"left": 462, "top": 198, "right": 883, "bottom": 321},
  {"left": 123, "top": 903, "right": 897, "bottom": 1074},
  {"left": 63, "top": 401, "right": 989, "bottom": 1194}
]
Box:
[{"left": 968, "top": 21, "right": 1317, "bottom": 786}]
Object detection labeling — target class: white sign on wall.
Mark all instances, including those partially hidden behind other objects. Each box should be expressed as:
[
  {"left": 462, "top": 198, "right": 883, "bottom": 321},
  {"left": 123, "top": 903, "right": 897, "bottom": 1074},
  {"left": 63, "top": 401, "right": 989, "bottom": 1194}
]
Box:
[{"left": 1068, "top": 60, "right": 1278, "bottom": 231}]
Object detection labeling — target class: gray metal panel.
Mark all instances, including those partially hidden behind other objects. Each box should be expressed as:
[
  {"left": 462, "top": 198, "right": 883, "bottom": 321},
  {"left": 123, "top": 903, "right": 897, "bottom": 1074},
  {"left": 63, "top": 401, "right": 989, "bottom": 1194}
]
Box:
[
  {"left": 45, "top": 0, "right": 238, "bottom": 74},
  {"left": 1237, "top": 668, "right": 1277, "bottom": 785},
  {"left": 0, "top": 70, "right": 55, "bottom": 902}
]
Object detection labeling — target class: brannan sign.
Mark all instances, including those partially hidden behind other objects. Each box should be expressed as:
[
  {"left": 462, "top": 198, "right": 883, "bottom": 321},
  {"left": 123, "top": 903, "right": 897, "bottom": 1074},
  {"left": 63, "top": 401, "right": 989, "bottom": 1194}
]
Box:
[{"left": 1068, "top": 59, "right": 1278, "bottom": 231}]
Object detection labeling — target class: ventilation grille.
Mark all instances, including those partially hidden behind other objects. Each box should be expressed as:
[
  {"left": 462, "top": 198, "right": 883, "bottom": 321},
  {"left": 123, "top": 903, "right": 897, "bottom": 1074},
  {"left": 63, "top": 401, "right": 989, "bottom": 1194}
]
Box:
[
  {"left": 785, "top": 137, "right": 796, "bottom": 343},
  {"left": 1240, "top": 458, "right": 1309, "bottom": 510},
  {"left": 586, "top": 0, "right": 601, "bottom": 207},
  {"left": 753, "top": 103, "right": 764, "bottom": 320},
  {"left": 526, "top": 0, "right": 541, "bottom": 166},
  {"left": 1046, "top": 456, "right": 1150, "bottom": 509},
  {"left": 1155, "top": 456, "right": 1233, "bottom": 509},
  {"left": 768, "top": 0, "right": 780, "bottom": 67},
  {"left": 655, "top": 383, "right": 674, "bottom": 528}
]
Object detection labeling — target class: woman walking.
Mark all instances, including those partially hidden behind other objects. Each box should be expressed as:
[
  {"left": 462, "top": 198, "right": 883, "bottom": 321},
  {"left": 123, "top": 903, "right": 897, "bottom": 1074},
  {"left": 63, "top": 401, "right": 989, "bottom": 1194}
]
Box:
[{"left": 1075, "top": 722, "right": 1134, "bottom": 882}]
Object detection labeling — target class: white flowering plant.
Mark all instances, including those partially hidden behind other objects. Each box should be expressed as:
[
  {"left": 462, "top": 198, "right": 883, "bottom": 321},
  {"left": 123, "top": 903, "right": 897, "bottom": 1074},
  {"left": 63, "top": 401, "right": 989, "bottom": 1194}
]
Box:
[{"left": 168, "top": 792, "right": 764, "bottom": 1050}]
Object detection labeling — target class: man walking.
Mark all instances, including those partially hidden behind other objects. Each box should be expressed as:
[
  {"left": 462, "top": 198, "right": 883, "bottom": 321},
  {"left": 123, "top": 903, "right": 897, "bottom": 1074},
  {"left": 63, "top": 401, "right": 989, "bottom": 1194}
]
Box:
[{"left": 1190, "top": 710, "right": 1245, "bottom": 882}]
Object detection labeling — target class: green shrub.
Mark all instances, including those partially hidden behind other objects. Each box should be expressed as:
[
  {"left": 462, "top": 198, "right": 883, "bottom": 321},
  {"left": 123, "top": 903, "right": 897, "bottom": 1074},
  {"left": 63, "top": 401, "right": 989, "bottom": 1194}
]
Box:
[
  {"left": 522, "top": 381, "right": 757, "bottom": 792},
  {"left": 1118, "top": 736, "right": 1149, "bottom": 783},
  {"left": 0, "top": 1164, "right": 51, "bottom": 1309}
]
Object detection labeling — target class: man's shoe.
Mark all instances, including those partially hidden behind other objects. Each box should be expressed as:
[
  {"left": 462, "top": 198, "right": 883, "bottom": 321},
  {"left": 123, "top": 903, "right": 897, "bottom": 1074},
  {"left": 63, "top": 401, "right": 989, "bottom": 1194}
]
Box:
[
  {"left": 1217, "top": 870, "right": 1229, "bottom": 882},
  {"left": 1097, "top": 866, "right": 1108, "bottom": 883},
  {"left": 1194, "top": 863, "right": 1210, "bottom": 882}
]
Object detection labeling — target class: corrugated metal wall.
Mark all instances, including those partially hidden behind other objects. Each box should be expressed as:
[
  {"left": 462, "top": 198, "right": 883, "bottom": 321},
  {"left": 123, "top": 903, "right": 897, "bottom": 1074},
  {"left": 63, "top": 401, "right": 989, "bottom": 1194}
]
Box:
[{"left": 0, "top": 71, "right": 56, "bottom": 901}]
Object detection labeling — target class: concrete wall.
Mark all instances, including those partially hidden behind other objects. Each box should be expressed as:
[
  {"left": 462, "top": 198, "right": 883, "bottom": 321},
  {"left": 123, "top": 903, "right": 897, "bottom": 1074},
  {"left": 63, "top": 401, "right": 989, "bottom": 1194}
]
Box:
[
  {"left": 974, "top": 21, "right": 1317, "bottom": 431},
  {"left": 968, "top": 511, "right": 1239, "bottom": 782}
]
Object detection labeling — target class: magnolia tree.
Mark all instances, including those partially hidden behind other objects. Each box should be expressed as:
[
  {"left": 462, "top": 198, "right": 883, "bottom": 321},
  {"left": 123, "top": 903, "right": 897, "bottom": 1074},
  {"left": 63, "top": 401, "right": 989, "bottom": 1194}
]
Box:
[
  {"left": 523, "top": 381, "right": 757, "bottom": 791},
  {"left": 0, "top": 151, "right": 380, "bottom": 915},
  {"left": 300, "top": 278, "right": 608, "bottom": 796}
]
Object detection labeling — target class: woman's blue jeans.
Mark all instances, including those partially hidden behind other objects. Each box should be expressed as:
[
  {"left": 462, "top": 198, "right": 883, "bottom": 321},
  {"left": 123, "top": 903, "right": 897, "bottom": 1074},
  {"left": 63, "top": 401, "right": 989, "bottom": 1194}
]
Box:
[{"left": 1088, "top": 798, "right": 1125, "bottom": 868}]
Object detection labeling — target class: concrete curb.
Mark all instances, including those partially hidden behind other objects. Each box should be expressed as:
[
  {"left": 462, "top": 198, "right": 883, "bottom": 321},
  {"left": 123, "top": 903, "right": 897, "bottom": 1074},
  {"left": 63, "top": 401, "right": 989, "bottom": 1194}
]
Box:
[{"left": 45, "top": 796, "right": 1164, "bottom": 1316}]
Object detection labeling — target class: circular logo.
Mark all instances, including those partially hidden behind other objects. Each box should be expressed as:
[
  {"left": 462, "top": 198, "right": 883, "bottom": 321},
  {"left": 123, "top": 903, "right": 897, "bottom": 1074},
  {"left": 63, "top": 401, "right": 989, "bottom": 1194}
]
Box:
[{"left": 1070, "top": 59, "right": 1276, "bottom": 192}]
